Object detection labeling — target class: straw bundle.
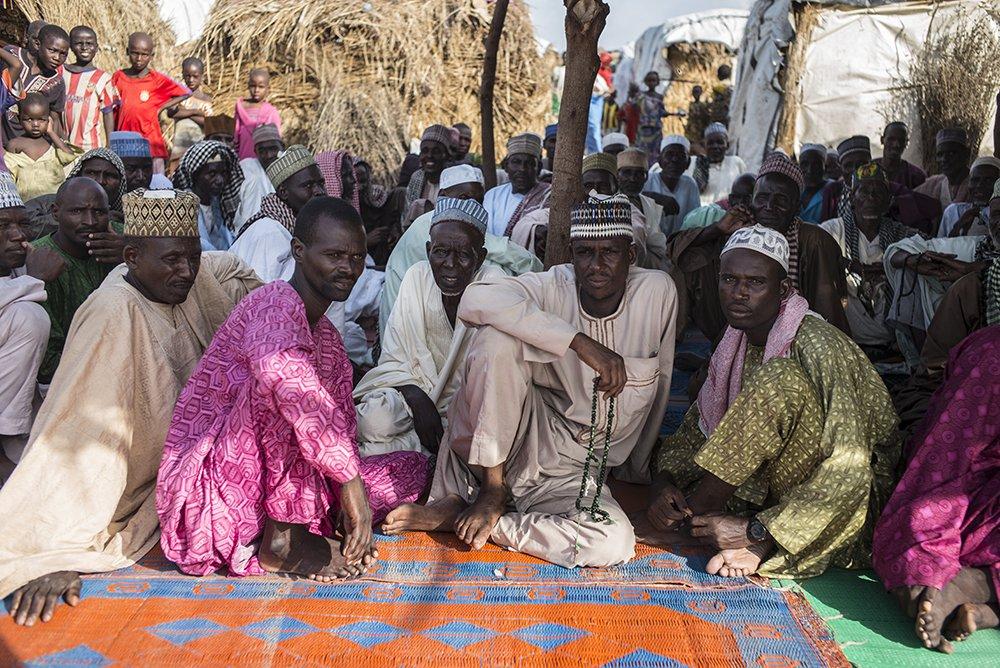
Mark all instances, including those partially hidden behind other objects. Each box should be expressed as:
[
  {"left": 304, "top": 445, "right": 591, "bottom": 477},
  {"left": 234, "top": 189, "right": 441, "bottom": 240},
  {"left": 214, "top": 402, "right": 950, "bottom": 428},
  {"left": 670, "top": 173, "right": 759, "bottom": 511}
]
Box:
[
  {"left": 197, "top": 0, "right": 548, "bottom": 181},
  {"left": 6, "top": 0, "right": 177, "bottom": 72},
  {"left": 662, "top": 41, "right": 734, "bottom": 138}
]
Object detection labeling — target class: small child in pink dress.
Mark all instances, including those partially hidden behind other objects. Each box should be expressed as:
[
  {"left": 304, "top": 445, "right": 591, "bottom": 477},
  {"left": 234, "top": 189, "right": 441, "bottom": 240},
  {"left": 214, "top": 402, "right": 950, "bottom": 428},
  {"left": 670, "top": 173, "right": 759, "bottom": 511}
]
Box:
[{"left": 234, "top": 68, "right": 281, "bottom": 161}]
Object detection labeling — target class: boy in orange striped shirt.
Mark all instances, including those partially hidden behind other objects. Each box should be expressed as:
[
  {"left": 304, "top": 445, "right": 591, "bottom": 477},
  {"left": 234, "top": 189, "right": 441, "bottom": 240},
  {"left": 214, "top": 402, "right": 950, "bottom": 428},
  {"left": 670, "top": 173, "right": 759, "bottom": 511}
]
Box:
[{"left": 62, "top": 26, "right": 116, "bottom": 151}]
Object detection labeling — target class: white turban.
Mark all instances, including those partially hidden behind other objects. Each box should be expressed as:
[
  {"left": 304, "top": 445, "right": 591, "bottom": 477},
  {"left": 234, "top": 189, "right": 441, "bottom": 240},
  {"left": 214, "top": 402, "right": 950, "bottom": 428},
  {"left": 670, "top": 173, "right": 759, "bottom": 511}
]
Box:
[
  {"left": 602, "top": 132, "right": 630, "bottom": 149},
  {"left": 721, "top": 224, "right": 790, "bottom": 273},
  {"left": 662, "top": 134, "right": 690, "bottom": 152},
  {"left": 440, "top": 164, "right": 484, "bottom": 191}
]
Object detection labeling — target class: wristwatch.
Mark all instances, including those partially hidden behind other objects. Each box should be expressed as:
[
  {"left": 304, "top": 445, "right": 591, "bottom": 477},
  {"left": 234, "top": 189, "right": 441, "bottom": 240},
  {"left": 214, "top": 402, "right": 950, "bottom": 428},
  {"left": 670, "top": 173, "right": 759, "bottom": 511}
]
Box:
[{"left": 746, "top": 515, "right": 768, "bottom": 543}]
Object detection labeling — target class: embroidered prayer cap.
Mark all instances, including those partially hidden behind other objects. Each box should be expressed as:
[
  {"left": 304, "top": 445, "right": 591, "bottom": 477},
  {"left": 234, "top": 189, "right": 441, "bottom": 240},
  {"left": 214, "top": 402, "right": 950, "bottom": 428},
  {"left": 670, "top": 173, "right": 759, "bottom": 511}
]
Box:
[
  {"left": 544, "top": 123, "right": 558, "bottom": 140},
  {"left": 617, "top": 147, "right": 649, "bottom": 171},
  {"left": 721, "top": 224, "right": 790, "bottom": 273},
  {"left": 251, "top": 123, "right": 281, "bottom": 146},
  {"left": 602, "top": 132, "right": 629, "bottom": 149},
  {"left": 431, "top": 196, "right": 488, "bottom": 236},
  {"left": 971, "top": 156, "right": 1000, "bottom": 172},
  {"left": 570, "top": 193, "right": 633, "bottom": 241},
  {"left": 799, "top": 143, "right": 827, "bottom": 159},
  {"left": 993, "top": 179, "right": 1000, "bottom": 202},
  {"left": 703, "top": 122, "right": 728, "bottom": 139},
  {"left": 507, "top": 132, "right": 543, "bottom": 159},
  {"left": 203, "top": 114, "right": 236, "bottom": 137},
  {"left": 936, "top": 127, "right": 969, "bottom": 148},
  {"left": 0, "top": 170, "right": 24, "bottom": 209},
  {"left": 421, "top": 124, "right": 454, "bottom": 149},
  {"left": 662, "top": 134, "right": 690, "bottom": 152},
  {"left": 109, "top": 131, "right": 151, "bottom": 159},
  {"left": 582, "top": 152, "right": 618, "bottom": 177},
  {"left": 837, "top": 135, "right": 871, "bottom": 160},
  {"left": 122, "top": 189, "right": 200, "bottom": 238},
  {"left": 439, "top": 164, "right": 484, "bottom": 190},
  {"left": 756, "top": 151, "right": 805, "bottom": 195},
  {"left": 265, "top": 145, "right": 316, "bottom": 189}
]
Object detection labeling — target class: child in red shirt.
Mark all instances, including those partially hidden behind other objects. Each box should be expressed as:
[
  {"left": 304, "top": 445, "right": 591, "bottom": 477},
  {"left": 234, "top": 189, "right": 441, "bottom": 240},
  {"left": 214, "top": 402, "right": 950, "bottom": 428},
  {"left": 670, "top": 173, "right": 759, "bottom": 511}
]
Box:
[{"left": 111, "top": 32, "right": 188, "bottom": 172}]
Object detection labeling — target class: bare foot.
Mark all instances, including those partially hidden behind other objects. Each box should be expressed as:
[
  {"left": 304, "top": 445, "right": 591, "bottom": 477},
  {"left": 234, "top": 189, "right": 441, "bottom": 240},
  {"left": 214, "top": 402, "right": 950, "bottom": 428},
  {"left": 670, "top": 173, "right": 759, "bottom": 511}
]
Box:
[
  {"left": 258, "top": 519, "right": 365, "bottom": 583},
  {"left": 945, "top": 603, "right": 1000, "bottom": 642},
  {"left": 9, "top": 571, "right": 81, "bottom": 626},
  {"left": 892, "top": 585, "right": 930, "bottom": 619},
  {"left": 380, "top": 495, "right": 467, "bottom": 534},
  {"left": 705, "top": 541, "right": 771, "bottom": 578},
  {"left": 454, "top": 486, "right": 506, "bottom": 550},
  {"left": 917, "top": 567, "right": 996, "bottom": 653}
]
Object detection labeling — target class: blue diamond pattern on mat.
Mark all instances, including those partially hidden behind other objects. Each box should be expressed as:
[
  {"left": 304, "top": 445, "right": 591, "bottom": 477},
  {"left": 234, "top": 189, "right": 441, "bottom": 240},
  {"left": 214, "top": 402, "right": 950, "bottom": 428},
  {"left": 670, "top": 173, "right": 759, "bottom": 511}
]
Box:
[
  {"left": 511, "top": 623, "right": 588, "bottom": 650},
  {"left": 241, "top": 616, "right": 317, "bottom": 644},
  {"left": 146, "top": 618, "right": 228, "bottom": 646},
  {"left": 24, "top": 645, "right": 111, "bottom": 667},
  {"left": 603, "top": 649, "right": 689, "bottom": 667},
  {"left": 421, "top": 621, "right": 497, "bottom": 650},
  {"left": 330, "top": 621, "right": 408, "bottom": 648}
]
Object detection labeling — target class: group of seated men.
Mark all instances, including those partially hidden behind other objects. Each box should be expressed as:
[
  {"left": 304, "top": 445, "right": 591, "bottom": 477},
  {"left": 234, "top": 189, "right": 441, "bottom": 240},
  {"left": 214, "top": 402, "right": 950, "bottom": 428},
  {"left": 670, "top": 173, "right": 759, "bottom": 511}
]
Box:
[{"left": 0, "top": 119, "right": 996, "bottom": 654}]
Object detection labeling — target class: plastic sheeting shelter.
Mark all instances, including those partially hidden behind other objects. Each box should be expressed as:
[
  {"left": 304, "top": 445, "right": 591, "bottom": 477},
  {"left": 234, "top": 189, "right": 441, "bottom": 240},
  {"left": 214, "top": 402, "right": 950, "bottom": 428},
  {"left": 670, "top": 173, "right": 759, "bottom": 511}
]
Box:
[{"left": 731, "top": 0, "right": 998, "bottom": 171}]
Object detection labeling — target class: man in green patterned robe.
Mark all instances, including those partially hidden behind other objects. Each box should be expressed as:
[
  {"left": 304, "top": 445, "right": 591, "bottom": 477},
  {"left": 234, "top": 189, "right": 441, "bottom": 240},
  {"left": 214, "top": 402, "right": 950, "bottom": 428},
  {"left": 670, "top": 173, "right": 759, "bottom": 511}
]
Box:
[{"left": 641, "top": 225, "right": 899, "bottom": 579}]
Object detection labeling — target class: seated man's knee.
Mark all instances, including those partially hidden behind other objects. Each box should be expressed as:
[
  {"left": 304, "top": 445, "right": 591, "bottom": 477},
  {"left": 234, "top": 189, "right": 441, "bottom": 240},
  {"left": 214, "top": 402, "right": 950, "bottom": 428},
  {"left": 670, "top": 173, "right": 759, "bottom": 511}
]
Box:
[
  {"left": 467, "top": 326, "right": 521, "bottom": 363},
  {"left": 356, "top": 388, "right": 412, "bottom": 442},
  {"left": 575, "top": 514, "right": 636, "bottom": 567}
]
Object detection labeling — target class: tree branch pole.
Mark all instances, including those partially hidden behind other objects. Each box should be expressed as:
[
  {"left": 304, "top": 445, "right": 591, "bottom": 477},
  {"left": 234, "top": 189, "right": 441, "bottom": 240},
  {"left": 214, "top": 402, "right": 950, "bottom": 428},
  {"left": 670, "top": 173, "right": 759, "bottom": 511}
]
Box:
[
  {"left": 544, "top": 0, "right": 609, "bottom": 268},
  {"left": 479, "top": 0, "right": 510, "bottom": 191}
]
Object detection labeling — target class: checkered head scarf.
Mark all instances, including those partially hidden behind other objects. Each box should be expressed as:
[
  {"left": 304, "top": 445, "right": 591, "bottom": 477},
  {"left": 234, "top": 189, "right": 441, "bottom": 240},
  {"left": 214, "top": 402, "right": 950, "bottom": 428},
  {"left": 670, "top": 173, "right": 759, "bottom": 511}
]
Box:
[
  {"left": 171, "top": 140, "right": 244, "bottom": 231},
  {"left": 66, "top": 148, "right": 127, "bottom": 212}
]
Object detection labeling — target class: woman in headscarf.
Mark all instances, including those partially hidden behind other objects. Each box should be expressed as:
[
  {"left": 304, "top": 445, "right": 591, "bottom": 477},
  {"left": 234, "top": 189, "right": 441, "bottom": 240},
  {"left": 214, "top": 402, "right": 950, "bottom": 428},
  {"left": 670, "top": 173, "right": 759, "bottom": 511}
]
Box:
[{"left": 172, "top": 140, "right": 244, "bottom": 251}]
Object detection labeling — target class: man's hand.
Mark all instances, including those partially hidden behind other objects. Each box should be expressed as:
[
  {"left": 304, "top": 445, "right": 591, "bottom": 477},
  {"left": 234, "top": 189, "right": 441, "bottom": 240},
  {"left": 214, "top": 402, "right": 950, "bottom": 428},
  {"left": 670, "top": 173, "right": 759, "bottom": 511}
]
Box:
[
  {"left": 87, "top": 231, "right": 125, "bottom": 265},
  {"left": 337, "top": 475, "right": 375, "bottom": 566},
  {"left": 570, "top": 333, "right": 627, "bottom": 397},
  {"left": 950, "top": 207, "right": 982, "bottom": 237},
  {"left": 931, "top": 255, "right": 982, "bottom": 283},
  {"left": 23, "top": 244, "right": 66, "bottom": 282},
  {"left": 366, "top": 226, "right": 390, "bottom": 249},
  {"left": 647, "top": 482, "right": 691, "bottom": 531},
  {"left": 643, "top": 191, "right": 680, "bottom": 214},
  {"left": 9, "top": 571, "right": 81, "bottom": 626},
  {"left": 689, "top": 512, "right": 751, "bottom": 550},
  {"left": 398, "top": 384, "right": 444, "bottom": 454},
  {"left": 714, "top": 205, "right": 754, "bottom": 237}
]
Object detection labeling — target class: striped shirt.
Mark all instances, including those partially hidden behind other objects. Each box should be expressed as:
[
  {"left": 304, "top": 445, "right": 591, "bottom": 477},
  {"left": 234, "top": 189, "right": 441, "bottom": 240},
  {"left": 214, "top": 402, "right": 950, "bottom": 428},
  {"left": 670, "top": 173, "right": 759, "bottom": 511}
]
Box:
[{"left": 63, "top": 67, "right": 117, "bottom": 151}]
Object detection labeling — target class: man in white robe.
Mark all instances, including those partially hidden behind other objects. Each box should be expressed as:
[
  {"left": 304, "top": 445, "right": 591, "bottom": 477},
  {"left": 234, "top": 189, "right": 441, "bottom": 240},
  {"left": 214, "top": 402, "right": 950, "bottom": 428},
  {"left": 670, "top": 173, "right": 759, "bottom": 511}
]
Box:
[
  {"left": 483, "top": 133, "right": 551, "bottom": 237},
  {"left": 383, "top": 194, "right": 678, "bottom": 568},
  {"left": 0, "top": 189, "right": 260, "bottom": 626},
  {"left": 355, "top": 198, "right": 502, "bottom": 456},
  {"left": 685, "top": 123, "right": 748, "bottom": 206},
  {"left": 232, "top": 123, "right": 284, "bottom": 233}
]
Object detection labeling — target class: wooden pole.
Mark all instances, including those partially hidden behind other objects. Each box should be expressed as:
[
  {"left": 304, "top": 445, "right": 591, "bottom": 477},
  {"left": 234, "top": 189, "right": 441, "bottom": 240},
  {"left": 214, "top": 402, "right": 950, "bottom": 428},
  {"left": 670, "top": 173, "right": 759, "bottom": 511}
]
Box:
[
  {"left": 544, "top": 0, "right": 609, "bottom": 268},
  {"left": 479, "top": 0, "right": 510, "bottom": 191}
]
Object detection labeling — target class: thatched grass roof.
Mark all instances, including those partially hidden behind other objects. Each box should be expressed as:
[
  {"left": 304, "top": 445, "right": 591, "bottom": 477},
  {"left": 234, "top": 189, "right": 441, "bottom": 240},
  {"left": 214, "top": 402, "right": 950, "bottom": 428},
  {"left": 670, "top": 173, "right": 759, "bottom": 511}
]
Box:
[
  {"left": 196, "top": 0, "right": 548, "bottom": 180},
  {"left": 7, "top": 0, "right": 177, "bottom": 72}
]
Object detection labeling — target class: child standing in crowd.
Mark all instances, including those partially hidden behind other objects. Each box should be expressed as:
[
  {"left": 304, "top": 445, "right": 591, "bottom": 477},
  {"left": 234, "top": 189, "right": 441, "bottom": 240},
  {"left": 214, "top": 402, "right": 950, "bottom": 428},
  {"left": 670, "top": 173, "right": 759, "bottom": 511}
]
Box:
[
  {"left": 2, "top": 24, "right": 69, "bottom": 146},
  {"left": 111, "top": 32, "right": 188, "bottom": 173},
  {"left": 234, "top": 68, "right": 280, "bottom": 160},
  {"left": 62, "top": 26, "right": 116, "bottom": 151},
  {"left": 4, "top": 93, "right": 77, "bottom": 200},
  {"left": 168, "top": 57, "right": 214, "bottom": 169}
]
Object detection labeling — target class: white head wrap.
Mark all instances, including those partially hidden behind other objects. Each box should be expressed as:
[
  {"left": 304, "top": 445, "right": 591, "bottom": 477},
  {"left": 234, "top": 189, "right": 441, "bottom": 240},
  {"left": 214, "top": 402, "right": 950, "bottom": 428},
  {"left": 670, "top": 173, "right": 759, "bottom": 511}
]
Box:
[
  {"left": 439, "top": 164, "right": 484, "bottom": 191},
  {"left": 662, "top": 134, "right": 690, "bottom": 153}
]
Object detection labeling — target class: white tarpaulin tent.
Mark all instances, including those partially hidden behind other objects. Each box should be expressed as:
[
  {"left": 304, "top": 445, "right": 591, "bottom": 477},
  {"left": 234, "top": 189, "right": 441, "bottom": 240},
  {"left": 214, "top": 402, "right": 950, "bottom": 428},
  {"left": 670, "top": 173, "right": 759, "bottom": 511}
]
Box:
[
  {"left": 617, "top": 9, "right": 749, "bottom": 105},
  {"left": 158, "top": 0, "right": 214, "bottom": 44},
  {"left": 731, "top": 0, "right": 998, "bottom": 171}
]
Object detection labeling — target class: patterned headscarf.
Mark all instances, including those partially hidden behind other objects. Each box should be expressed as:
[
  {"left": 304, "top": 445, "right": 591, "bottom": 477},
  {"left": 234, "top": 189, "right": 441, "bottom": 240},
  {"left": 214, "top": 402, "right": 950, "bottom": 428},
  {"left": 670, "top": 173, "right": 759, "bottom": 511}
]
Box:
[
  {"left": 316, "top": 150, "right": 360, "bottom": 213},
  {"left": 171, "top": 140, "right": 244, "bottom": 230},
  {"left": 238, "top": 192, "right": 297, "bottom": 236},
  {"left": 67, "top": 148, "right": 127, "bottom": 212},
  {"left": 0, "top": 170, "right": 24, "bottom": 209}
]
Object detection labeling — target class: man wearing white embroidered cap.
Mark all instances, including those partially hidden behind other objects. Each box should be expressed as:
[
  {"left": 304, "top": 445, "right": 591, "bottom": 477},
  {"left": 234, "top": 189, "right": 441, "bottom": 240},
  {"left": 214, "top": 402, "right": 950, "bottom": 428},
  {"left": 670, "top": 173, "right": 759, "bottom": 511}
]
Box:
[
  {"left": 647, "top": 224, "right": 897, "bottom": 580},
  {"left": 384, "top": 195, "right": 678, "bottom": 568},
  {"left": 601, "top": 132, "right": 630, "bottom": 157},
  {"left": 644, "top": 135, "right": 701, "bottom": 236},
  {"left": 380, "top": 164, "right": 541, "bottom": 333}
]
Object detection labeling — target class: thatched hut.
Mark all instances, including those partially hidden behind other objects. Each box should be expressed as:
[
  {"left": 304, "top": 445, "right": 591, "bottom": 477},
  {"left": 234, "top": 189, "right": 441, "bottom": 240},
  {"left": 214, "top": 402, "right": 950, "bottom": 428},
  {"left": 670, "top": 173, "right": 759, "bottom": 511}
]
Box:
[
  {"left": 196, "top": 0, "right": 549, "bottom": 181},
  {"left": 4, "top": 0, "right": 177, "bottom": 72}
]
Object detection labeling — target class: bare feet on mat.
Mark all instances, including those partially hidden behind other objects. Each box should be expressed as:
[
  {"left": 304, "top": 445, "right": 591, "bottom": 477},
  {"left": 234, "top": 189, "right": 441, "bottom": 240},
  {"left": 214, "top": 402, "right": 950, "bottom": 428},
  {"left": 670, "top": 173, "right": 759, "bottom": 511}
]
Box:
[
  {"left": 380, "top": 495, "right": 467, "bottom": 534},
  {"left": 892, "top": 585, "right": 931, "bottom": 618},
  {"left": 917, "top": 567, "right": 996, "bottom": 652},
  {"left": 945, "top": 602, "right": 1000, "bottom": 642},
  {"left": 454, "top": 486, "right": 506, "bottom": 550},
  {"left": 705, "top": 542, "right": 769, "bottom": 578},
  {"left": 9, "top": 571, "right": 81, "bottom": 626},
  {"left": 258, "top": 519, "right": 365, "bottom": 583}
]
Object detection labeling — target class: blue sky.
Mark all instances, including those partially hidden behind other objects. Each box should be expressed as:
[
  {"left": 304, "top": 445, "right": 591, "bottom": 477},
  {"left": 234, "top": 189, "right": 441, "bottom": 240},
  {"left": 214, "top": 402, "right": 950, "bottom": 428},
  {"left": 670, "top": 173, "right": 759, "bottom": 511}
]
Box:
[{"left": 527, "top": 0, "right": 752, "bottom": 51}]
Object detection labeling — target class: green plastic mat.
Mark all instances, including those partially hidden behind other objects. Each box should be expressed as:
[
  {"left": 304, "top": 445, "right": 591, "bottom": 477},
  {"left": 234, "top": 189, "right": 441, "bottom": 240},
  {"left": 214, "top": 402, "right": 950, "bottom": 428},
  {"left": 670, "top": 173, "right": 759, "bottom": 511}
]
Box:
[{"left": 777, "top": 569, "right": 1000, "bottom": 667}]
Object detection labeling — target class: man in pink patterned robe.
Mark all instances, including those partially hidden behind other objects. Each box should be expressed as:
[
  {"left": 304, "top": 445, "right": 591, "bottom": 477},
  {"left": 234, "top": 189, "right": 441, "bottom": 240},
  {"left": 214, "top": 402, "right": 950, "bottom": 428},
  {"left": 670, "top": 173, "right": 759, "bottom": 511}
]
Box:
[{"left": 157, "top": 197, "right": 429, "bottom": 581}]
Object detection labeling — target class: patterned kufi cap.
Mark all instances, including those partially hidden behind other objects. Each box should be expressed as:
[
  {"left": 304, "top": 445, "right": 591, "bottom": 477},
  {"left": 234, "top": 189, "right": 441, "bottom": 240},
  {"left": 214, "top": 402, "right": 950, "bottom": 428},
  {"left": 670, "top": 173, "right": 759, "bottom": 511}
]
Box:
[
  {"left": 570, "top": 193, "right": 633, "bottom": 241},
  {"left": 0, "top": 170, "right": 24, "bottom": 209},
  {"left": 421, "top": 124, "right": 454, "bottom": 148},
  {"left": 992, "top": 179, "right": 1000, "bottom": 202},
  {"left": 971, "top": 156, "right": 1000, "bottom": 172},
  {"left": 703, "top": 122, "right": 728, "bottom": 139},
  {"left": 431, "top": 197, "right": 488, "bottom": 236},
  {"left": 544, "top": 124, "right": 558, "bottom": 140},
  {"left": 662, "top": 134, "right": 690, "bottom": 152},
  {"left": 507, "top": 132, "right": 543, "bottom": 159},
  {"left": 203, "top": 114, "right": 236, "bottom": 137},
  {"left": 123, "top": 189, "right": 200, "bottom": 238},
  {"left": 265, "top": 145, "right": 316, "bottom": 189},
  {"left": 440, "top": 164, "right": 484, "bottom": 190},
  {"left": 799, "top": 143, "right": 826, "bottom": 159},
  {"left": 109, "top": 131, "right": 151, "bottom": 159},
  {"left": 936, "top": 128, "right": 969, "bottom": 148},
  {"left": 836, "top": 135, "right": 871, "bottom": 160},
  {"left": 582, "top": 152, "right": 618, "bottom": 177},
  {"left": 602, "top": 132, "right": 630, "bottom": 149},
  {"left": 617, "top": 147, "right": 648, "bottom": 171},
  {"left": 251, "top": 123, "right": 282, "bottom": 146},
  {"left": 721, "top": 224, "right": 790, "bottom": 273},
  {"left": 756, "top": 152, "right": 805, "bottom": 195}
]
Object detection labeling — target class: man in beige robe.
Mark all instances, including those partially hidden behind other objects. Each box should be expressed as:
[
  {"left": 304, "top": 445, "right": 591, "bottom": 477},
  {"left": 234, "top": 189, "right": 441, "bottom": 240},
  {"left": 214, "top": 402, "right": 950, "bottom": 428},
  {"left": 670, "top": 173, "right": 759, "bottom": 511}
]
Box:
[
  {"left": 0, "top": 189, "right": 261, "bottom": 626},
  {"left": 383, "top": 194, "right": 677, "bottom": 568}
]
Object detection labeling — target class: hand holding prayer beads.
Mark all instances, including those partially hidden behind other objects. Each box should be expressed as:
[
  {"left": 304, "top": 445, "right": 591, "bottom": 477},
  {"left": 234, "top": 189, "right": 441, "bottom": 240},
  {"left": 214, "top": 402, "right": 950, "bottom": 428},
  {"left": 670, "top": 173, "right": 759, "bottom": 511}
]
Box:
[{"left": 569, "top": 332, "right": 627, "bottom": 397}]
